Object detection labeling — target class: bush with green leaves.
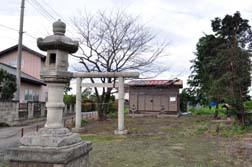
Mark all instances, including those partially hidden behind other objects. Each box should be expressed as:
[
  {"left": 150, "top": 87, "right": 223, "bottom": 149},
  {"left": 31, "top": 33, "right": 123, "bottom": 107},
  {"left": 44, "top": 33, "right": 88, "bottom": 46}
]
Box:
[
  {"left": 0, "top": 69, "right": 16, "bottom": 101},
  {"left": 244, "top": 100, "right": 252, "bottom": 111},
  {"left": 63, "top": 94, "right": 76, "bottom": 105},
  {"left": 189, "top": 106, "right": 226, "bottom": 116}
]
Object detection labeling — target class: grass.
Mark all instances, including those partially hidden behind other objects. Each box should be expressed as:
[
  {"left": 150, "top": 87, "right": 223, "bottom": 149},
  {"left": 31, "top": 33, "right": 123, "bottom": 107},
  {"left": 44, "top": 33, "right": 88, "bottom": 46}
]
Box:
[
  {"left": 2, "top": 115, "right": 252, "bottom": 167},
  {"left": 81, "top": 115, "right": 250, "bottom": 167},
  {"left": 194, "top": 125, "right": 208, "bottom": 135},
  {"left": 214, "top": 123, "right": 252, "bottom": 137},
  {"left": 81, "top": 134, "right": 126, "bottom": 144},
  {"left": 0, "top": 161, "right": 8, "bottom": 167},
  {"left": 189, "top": 106, "right": 227, "bottom": 116}
]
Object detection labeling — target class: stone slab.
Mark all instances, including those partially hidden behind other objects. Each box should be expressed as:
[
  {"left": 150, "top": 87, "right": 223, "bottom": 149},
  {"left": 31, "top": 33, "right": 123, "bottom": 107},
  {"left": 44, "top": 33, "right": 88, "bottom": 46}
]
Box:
[
  {"left": 114, "top": 129, "right": 128, "bottom": 135},
  {"left": 71, "top": 127, "right": 86, "bottom": 133},
  {"left": 6, "top": 141, "right": 92, "bottom": 166},
  {"left": 20, "top": 128, "right": 82, "bottom": 147}
]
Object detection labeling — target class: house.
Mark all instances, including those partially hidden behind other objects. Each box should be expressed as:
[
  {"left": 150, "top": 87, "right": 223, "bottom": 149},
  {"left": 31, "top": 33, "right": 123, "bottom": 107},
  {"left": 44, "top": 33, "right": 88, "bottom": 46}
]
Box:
[
  {"left": 128, "top": 79, "right": 183, "bottom": 114},
  {"left": 0, "top": 45, "right": 47, "bottom": 102}
]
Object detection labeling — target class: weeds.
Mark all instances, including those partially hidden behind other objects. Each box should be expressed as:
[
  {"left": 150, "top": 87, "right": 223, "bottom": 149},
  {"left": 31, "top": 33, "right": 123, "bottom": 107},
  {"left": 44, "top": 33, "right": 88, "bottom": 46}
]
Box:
[
  {"left": 0, "top": 162, "right": 8, "bottom": 167},
  {"left": 216, "top": 123, "right": 252, "bottom": 137},
  {"left": 195, "top": 125, "right": 208, "bottom": 135},
  {"left": 189, "top": 106, "right": 226, "bottom": 116}
]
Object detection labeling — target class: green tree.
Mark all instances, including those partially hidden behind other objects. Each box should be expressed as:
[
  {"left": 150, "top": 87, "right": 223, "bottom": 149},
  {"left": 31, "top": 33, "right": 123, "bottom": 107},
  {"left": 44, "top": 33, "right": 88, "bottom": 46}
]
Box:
[
  {"left": 188, "top": 11, "right": 252, "bottom": 121},
  {"left": 0, "top": 69, "right": 16, "bottom": 101},
  {"left": 63, "top": 94, "right": 76, "bottom": 105},
  {"left": 188, "top": 34, "right": 229, "bottom": 116},
  {"left": 180, "top": 88, "right": 191, "bottom": 112},
  {"left": 64, "top": 82, "right": 72, "bottom": 95},
  {"left": 211, "top": 11, "right": 252, "bottom": 121},
  {"left": 81, "top": 88, "right": 92, "bottom": 101}
]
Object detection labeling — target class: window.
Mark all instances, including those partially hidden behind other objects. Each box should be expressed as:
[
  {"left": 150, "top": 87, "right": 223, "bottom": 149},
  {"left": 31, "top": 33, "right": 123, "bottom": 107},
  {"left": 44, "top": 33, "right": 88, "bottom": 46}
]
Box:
[
  {"left": 24, "top": 89, "right": 38, "bottom": 101},
  {"left": 170, "top": 97, "right": 176, "bottom": 102},
  {"left": 45, "top": 92, "right": 48, "bottom": 102},
  {"left": 33, "top": 93, "right": 39, "bottom": 101},
  {"left": 49, "top": 53, "right": 56, "bottom": 64},
  {"left": 25, "top": 89, "right": 33, "bottom": 101},
  {"left": 24, "top": 89, "right": 29, "bottom": 101},
  {"left": 28, "top": 90, "right": 33, "bottom": 101}
]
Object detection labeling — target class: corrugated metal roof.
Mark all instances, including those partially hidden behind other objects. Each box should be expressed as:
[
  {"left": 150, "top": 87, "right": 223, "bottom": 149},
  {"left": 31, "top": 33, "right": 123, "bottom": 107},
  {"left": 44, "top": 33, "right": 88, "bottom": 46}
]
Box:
[{"left": 128, "top": 79, "right": 183, "bottom": 87}]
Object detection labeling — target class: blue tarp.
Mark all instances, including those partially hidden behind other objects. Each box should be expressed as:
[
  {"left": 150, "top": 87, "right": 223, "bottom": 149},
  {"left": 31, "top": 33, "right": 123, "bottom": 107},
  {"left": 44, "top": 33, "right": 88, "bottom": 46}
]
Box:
[{"left": 210, "top": 101, "right": 217, "bottom": 107}]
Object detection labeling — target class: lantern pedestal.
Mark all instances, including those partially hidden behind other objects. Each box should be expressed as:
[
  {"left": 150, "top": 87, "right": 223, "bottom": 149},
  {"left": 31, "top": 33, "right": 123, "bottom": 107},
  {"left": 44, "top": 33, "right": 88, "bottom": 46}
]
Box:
[
  {"left": 6, "top": 140, "right": 92, "bottom": 167},
  {"left": 5, "top": 20, "right": 91, "bottom": 167}
]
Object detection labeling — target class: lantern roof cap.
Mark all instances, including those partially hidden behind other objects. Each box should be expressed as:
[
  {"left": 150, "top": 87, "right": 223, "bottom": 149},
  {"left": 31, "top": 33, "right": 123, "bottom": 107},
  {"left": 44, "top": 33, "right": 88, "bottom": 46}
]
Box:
[{"left": 37, "top": 19, "right": 78, "bottom": 53}]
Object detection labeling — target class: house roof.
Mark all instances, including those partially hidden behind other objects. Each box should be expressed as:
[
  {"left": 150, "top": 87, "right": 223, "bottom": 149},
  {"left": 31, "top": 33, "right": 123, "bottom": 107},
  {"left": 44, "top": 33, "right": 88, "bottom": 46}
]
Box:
[
  {"left": 0, "top": 44, "right": 46, "bottom": 60},
  {"left": 128, "top": 79, "right": 183, "bottom": 88},
  {"left": 0, "top": 62, "right": 46, "bottom": 86}
]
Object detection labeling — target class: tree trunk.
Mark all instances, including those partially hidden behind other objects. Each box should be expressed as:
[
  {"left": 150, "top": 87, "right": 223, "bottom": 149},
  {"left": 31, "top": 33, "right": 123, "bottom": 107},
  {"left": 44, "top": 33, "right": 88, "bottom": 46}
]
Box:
[
  {"left": 96, "top": 89, "right": 112, "bottom": 121},
  {"left": 214, "top": 102, "right": 219, "bottom": 119},
  {"left": 97, "top": 100, "right": 105, "bottom": 121}
]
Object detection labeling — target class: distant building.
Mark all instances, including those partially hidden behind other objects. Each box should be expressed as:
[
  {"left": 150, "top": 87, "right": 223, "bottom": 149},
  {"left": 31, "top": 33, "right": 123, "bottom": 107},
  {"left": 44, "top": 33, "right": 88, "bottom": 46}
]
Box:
[
  {"left": 128, "top": 79, "right": 183, "bottom": 114},
  {"left": 0, "top": 45, "right": 47, "bottom": 102}
]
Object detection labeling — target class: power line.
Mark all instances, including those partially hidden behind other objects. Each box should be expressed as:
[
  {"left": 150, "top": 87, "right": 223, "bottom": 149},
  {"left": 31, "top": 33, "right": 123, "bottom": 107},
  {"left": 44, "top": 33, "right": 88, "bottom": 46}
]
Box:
[
  {"left": 32, "top": 0, "right": 56, "bottom": 20},
  {"left": 0, "top": 35, "right": 18, "bottom": 41},
  {"left": 27, "top": 0, "right": 77, "bottom": 37},
  {"left": 24, "top": 32, "right": 36, "bottom": 39},
  {"left": 37, "top": 0, "right": 76, "bottom": 37},
  {"left": 26, "top": 0, "right": 54, "bottom": 22},
  {"left": 0, "top": 24, "right": 19, "bottom": 32},
  {"left": 0, "top": 23, "right": 37, "bottom": 41},
  {"left": 40, "top": 0, "right": 61, "bottom": 19}
]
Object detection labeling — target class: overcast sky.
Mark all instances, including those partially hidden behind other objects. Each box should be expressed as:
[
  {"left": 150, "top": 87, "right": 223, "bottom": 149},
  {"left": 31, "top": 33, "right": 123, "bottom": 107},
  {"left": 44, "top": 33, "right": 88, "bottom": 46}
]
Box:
[{"left": 1, "top": 0, "right": 252, "bottom": 89}]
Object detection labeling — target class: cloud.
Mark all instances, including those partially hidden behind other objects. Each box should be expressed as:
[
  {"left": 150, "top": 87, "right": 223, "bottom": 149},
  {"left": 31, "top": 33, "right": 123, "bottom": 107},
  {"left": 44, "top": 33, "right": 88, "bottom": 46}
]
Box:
[{"left": 1, "top": 0, "right": 252, "bottom": 89}]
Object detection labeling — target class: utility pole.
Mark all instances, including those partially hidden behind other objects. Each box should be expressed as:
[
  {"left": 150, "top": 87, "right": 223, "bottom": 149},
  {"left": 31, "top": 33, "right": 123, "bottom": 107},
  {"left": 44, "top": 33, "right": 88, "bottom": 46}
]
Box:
[{"left": 16, "top": 0, "right": 25, "bottom": 101}]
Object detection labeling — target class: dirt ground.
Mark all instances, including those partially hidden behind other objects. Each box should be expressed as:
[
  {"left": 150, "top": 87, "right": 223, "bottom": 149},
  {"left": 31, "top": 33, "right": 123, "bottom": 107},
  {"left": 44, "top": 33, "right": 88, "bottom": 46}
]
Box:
[{"left": 81, "top": 115, "right": 252, "bottom": 167}]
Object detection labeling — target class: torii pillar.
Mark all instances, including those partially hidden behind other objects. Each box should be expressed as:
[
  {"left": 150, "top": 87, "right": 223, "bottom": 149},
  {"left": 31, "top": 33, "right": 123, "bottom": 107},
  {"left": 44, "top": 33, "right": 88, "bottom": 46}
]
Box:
[
  {"left": 115, "top": 76, "right": 127, "bottom": 134},
  {"left": 73, "top": 72, "right": 139, "bottom": 135}
]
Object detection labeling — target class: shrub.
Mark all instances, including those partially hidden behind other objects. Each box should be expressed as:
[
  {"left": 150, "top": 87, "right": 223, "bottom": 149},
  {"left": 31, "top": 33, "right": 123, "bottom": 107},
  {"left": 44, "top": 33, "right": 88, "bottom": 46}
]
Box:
[
  {"left": 81, "top": 119, "right": 88, "bottom": 126},
  {"left": 189, "top": 106, "right": 226, "bottom": 116},
  {"left": 0, "top": 69, "right": 16, "bottom": 100},
  {"left": 244, "top": 100, "right": 252, "bottom": 111},
  {"left": 107, "top": 106, "right": 129, "bottom": 119},
  {"left": 215, "top": 123, "right": 252, "bottom": 137},
  {"left": 64, "top": 94, "right": 76, "bottom": 105},
  {"left": 0, "top": 122, "right": 10, "bottom": 128},
  {"left": 82, "top": 100, "right": 96, "bottom": 112},
  {"left": 107, "top": 111, "right": 117, "bottom": 118}
]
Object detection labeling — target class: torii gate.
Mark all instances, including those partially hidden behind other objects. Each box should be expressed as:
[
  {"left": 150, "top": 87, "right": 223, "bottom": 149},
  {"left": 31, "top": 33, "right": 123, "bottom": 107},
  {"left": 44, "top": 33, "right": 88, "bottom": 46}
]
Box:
[{"left": 73, "top": 72, "right": 139, "bottom": 134}]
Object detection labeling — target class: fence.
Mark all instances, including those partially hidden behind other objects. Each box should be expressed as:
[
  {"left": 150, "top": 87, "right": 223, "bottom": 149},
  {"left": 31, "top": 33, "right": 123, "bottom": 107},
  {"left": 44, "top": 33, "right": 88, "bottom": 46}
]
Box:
[
  {"left": 0, "top": 101, "right": 19, "bottom": 126},
  {"left": 18, "top": 103, "right": 28, "bottom": 119},
  {"left": 0, "top": 101, "right": 75, "bottom": 126}
]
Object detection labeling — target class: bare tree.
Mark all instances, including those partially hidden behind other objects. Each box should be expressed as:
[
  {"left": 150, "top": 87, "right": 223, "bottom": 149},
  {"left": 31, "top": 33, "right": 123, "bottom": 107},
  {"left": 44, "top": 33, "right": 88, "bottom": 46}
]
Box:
[{"left": 72, "top": 10, "right": 169, "bottom": 120}]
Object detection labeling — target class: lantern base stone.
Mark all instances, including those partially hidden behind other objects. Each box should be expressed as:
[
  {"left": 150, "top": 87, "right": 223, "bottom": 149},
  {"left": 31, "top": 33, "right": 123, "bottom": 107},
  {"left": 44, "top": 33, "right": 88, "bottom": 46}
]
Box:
[
  {"left": 114, "top": 129, "right": 128, "bottom": 135},
  {"left": 5, "top": 128, "right": 92, "bottom": 167}
]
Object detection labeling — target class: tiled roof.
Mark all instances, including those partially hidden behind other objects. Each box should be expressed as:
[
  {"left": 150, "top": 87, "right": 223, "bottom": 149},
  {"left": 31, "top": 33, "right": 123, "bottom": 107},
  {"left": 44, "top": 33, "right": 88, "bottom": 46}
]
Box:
[
  {"left": 0, "top": 62, "right": 46, "bottom": 86},
  {"left": 128, "top": 79, "right": 183, "bottom": 88}
]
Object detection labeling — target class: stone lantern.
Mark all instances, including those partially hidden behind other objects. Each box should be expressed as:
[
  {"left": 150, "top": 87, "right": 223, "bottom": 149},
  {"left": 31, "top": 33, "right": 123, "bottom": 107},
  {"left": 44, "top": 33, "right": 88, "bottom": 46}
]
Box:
[
  {"left": 37, "top": 19, "right": 78, "bottom": 128},
  {"left": 6, "top": 20, "right": 92, "bottom": 167}
]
